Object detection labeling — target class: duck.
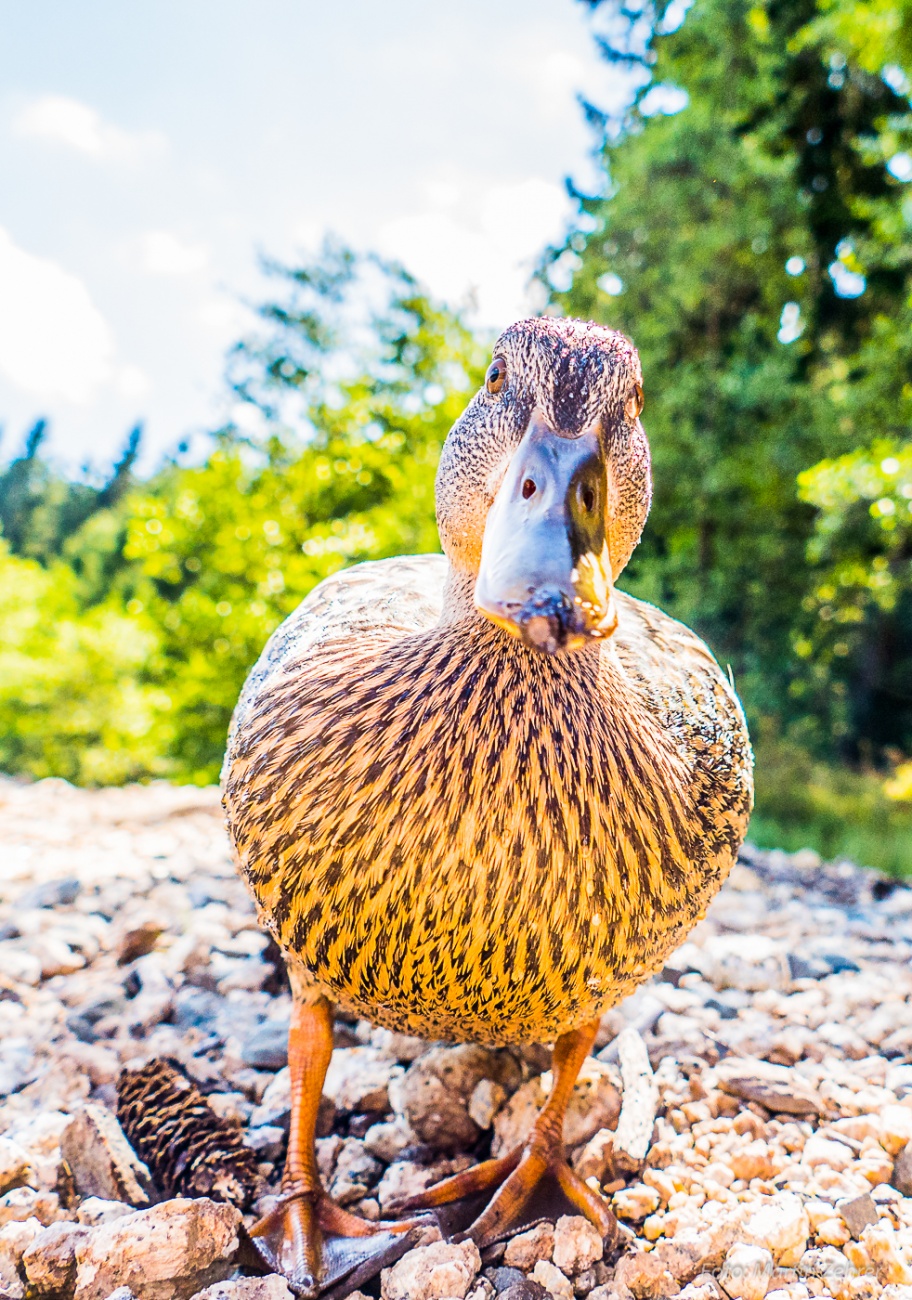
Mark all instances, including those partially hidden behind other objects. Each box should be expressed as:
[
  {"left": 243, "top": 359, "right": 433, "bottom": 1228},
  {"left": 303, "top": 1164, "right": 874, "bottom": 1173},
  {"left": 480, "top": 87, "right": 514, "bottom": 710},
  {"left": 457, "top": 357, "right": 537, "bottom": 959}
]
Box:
[{"left": 222, "top": 316, "right": 753, "bottom": 1295}]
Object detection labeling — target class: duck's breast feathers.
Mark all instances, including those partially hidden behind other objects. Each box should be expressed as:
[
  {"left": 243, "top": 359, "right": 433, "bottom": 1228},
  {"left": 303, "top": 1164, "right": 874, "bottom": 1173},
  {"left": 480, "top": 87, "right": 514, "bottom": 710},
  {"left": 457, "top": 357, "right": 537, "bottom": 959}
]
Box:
[{"left": 226, "top": 553, "right": 448, "bottom": 750}]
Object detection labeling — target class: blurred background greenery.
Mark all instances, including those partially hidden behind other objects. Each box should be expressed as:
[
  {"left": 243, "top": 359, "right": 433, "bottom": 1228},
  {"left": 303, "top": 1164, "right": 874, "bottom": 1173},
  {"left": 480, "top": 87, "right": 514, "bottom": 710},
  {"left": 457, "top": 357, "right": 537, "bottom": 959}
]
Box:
[{"left": 2, "top": 0, "right": 911, "bottom": 871}]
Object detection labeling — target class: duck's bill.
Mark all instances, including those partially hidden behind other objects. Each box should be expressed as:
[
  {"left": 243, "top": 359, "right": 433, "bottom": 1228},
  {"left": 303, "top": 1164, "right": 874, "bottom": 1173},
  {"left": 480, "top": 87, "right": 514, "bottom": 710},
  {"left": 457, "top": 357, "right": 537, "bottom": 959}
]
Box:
[{"left": 474, "top": 413, "right": 617, "bottom": 655}]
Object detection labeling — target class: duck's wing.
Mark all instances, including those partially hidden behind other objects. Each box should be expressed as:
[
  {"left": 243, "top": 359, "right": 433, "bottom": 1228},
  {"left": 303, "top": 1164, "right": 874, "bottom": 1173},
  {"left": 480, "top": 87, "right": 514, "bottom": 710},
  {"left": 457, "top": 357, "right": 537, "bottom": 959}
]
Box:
[
  {"left": 611, "top": 589, "right": 754, "bottom": 811},
  {"left": 228, "top": 554, "right": 448, "bottom": 740}
]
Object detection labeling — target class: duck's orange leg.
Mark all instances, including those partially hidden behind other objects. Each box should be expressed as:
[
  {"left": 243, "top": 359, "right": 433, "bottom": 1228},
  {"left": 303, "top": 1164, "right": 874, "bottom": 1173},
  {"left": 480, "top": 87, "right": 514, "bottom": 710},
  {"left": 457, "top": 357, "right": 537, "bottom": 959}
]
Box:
[
  {"left": 392, "top": 1019, "right": 617, "bottom": 1249},
  {"left": 250, "top": 995, "right": 415, "bottom": 1293}
]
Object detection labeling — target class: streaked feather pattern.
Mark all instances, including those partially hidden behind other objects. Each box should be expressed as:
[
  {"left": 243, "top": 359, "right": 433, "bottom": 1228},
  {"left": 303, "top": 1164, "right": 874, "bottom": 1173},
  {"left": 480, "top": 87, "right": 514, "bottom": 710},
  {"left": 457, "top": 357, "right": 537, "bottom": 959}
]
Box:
[{"left": 223, "top": 555, "right": 752, "bottom": 1045}]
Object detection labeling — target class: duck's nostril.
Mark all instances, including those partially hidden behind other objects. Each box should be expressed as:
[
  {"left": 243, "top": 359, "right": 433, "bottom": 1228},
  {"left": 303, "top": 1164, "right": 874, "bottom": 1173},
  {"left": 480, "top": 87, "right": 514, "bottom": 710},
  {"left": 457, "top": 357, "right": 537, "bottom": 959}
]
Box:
[
  {"left": 522, "top": 478, "right": 537, "bottom": 500},
  {"left": 579, "top": 485, "right": 595, "bottom": 513}
]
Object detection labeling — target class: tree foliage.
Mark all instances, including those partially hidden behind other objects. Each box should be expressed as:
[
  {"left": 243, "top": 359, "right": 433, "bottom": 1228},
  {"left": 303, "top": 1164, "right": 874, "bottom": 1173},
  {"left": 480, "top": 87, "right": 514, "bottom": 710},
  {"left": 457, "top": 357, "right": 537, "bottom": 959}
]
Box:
[
  {"left": 547, "top": 0, "right": 912, "bottom": 765},
  {"left": 0, "top": 249, "right": 485, "bottom": 783}
]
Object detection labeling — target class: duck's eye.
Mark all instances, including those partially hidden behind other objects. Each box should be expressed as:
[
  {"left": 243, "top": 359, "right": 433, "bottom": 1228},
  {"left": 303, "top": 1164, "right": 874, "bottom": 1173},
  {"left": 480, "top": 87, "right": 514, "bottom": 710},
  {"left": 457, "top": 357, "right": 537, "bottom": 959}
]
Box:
[
  {"left": 485, "top": 357, "right": 507, "bottom": 394},
  {"left": 624, "top": 382, "right": 644, "bottom": 422}
]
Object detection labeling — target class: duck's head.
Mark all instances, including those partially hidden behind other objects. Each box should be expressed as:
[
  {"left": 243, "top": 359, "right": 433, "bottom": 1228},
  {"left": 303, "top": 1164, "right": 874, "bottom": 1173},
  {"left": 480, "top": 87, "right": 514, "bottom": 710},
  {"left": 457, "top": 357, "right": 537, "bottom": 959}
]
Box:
[{"left": 436, "top": 317, "right": 651, "bottom": 654}]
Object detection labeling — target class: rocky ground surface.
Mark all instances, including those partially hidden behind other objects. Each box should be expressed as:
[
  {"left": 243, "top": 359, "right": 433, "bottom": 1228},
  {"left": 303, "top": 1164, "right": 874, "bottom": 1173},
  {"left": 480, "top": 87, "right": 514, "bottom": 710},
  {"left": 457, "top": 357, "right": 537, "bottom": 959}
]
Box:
[{"left": 1, "top": 776, "right": 912, "bottom": 1300}]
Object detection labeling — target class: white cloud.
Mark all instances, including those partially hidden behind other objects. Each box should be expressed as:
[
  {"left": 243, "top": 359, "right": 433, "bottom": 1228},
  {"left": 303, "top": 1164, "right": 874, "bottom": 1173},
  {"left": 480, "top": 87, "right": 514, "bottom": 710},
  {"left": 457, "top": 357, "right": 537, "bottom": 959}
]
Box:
[
  {"left": 12, "top": 95, "right": 166, "bottom": 161},
  {"left": 378, "top": 175, "right": 572, "bottom": 325},
  {"left": 135, "top": 230, "right": 209, "bottom": 276},
  {"left": 197, "top": 295, "right": 250, "bottom": 336},
  {"left": 0, "top": 227, "right": 115, "bottom": 404},
  {"left": 116, "top": 364, "right": 150, "bottom": 399}
]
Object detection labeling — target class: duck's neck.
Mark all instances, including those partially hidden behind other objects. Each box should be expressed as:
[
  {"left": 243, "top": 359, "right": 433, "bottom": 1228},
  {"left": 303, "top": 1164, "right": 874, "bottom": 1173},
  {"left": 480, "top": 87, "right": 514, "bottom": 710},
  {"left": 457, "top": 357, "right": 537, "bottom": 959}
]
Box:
[
  {"left": 437, "top": 565, "right": 485, "bottom": 628},
  {"left": 434, "top": 557, "right": 622, "bottom": 699}
]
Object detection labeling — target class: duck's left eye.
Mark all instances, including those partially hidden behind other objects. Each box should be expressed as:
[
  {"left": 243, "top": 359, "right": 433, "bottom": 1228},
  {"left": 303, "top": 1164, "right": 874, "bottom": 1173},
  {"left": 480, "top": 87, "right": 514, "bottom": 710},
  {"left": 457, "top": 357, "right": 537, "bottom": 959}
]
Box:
[{"left": 485, "top": 357, "right": 507, "bottom": 394}]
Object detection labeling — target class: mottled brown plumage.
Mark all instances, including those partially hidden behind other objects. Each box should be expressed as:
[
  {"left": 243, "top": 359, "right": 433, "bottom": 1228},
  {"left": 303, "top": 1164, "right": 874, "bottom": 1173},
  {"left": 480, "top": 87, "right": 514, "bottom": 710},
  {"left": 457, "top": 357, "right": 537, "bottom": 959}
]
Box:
[{"left": 221, "top": 316, "right": 753, "bottom": 1292}]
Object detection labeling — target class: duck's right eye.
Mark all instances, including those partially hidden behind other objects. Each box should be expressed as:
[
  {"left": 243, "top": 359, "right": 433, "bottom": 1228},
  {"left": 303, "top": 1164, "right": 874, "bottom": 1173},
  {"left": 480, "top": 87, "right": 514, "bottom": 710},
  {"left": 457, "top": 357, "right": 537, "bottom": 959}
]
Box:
[{"left": 485, "top": 357, "right": 507, "bottom": 394}]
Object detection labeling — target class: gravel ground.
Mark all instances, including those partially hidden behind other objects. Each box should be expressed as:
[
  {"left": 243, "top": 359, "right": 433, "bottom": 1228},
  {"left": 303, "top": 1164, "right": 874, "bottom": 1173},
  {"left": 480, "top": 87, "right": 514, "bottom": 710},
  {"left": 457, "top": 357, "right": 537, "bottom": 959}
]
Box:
[{"left": 1, "top": 775, "right": 911, "bottom": 1300}]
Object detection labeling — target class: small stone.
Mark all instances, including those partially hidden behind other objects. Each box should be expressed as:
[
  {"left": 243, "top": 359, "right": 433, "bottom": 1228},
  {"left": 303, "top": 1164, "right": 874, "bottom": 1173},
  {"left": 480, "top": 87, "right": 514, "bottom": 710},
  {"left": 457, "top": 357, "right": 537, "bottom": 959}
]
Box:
[
  {"left": 116, "top": 922, "right": 165, "bottom": 966},
  {"left": 19, "top": 877, "right": 81, "bottom": 909},
  {"left": 714, "top": 1058, "right": 822, "bottom": 1116},
  {"left": 836, "top": 1193, "right": 879, "bottom": 1239},
  {"left": 797, "top": 1246, "right": 853, "bottom": 1281},
  {"left": 889, "top": 1140, "right": 911, "bottom": 1195},
  {"left": 377, "top": 1158, "right": 448, "bottom": 1210},
  {"left": 328, "top": 1138, "right": 382, "bottom": 1206},
  {"left": 0, "top": 1188, "right": 59, "bottom": 1227},
  {"left": 0, "top": 1138, "right": 34, "bottom": 1195},
  {"left": 530, "top": 1259, "right": 574, "bottom": 1300},
  {"left": 703, "top": 933, "right": 787, "bottom": 991},
  {"left": 552, "top": 1214, "right": 604, "bottom": 1275},
  {"left": 371, "top": 1029, "right": 429, "bottom": 1061},
  {"left": 573, "top": 1128, "right": 616, "bottom": 1184},
  {"left": 40, "top": 933, "right": 86, "bottom": 978},
  {"left": 468, "top": 1079, "right": 507, "bottom": 1130},
  {"left": 801, "top": 1135, "right": 855, "bottom": 1172},
  {"left": 249, "top": 1069, "right": 292, "bottom": 1130},
  {"left": 187, "top": 1276, "right": 295, "bottom": 1299},
  {"left": 325, "top": 1047, "right": 403, "bottom": 1114},
  {"left": 614, "top": 1028, "right": 659, "bottom": 1170},
  {"left": 466, "top": 1282, "right": 496, "bottom": 1300},
  {"left": 363, "top": 1116, "right": 418, "bottom": 1162},
  {"left": 814, "top": 1217, "right": 850, "bottom": 1247},
  {"left": 0, "top": 1217, "right": 43, "bottom": 1297},
  {"left": 877, "top": 1105, "right": 912, "bottom": 1156},
  {"left": 0, "top": 947, "right": 41, "bottom": 988},
  {"left": 239, "top": 1020, "right": 289, "bottom": 1071},
  {"left": 244, "top": 1126, "right": 285, "bottom": 1163},
  {"left": 612, "top": 1185, "right": 661, "bottom": 1221},
  {"left": 573, "top": 1264, "right": 602, "bottom": 1295},
  {"left": 380, "top": 1238, "right": 481, "bottom": 1300},
  {"left": 72, "top": 1197, "right": 241, "bottom": 1300},
  {"left": 75, "top": 1199, "right": 134, "bottom": 1227},
  {"left": 60, "top": 1106, "right": 152, "bottom": 1207},
  {"left": 729, "top": 1139, "right": 777, "bottom": 1182},
  {"left": 502, "top": 1222, "right": 555, "bottom": 1270},
  {"left": 613, "top": 1249, "right": 679, "bottom": 1298},
  {"left": 315, "top": 1135, "right": 343, "bottom": 1184},
  {"left": 677, "top": 1276, "right": 724, "bottom": 1300},
  {"left": 860, "top": 1222, "right": 912, "bottom": 1286},
  {"left": 396, "top": 1046, "right": 519, "bottom": 1151},
  {"left": 740, "top": 1192, "right": 810, "bottom": 1265},
  {"left": 206, "top": 1093, "right": 250, "bottom": 1127},
  {"left": 718, "top": 1243, "right": 773, "bottom": 1300},
  {"left": 498, "top": 1284, "right": 549, "bottom": 1300},
  {"left": 487, "top": 1266, "right": 526, "bottom": 1292},
  {"left": 22, "top": 1220, "right": 89, "bottom": 1296}
]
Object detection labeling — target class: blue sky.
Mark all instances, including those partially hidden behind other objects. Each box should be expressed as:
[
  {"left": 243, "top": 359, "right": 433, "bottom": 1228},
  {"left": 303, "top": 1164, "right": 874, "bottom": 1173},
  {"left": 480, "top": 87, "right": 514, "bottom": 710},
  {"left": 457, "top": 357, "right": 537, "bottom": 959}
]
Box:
[{"left": 0, "top": 1, "right": 634, "bottom": 470}]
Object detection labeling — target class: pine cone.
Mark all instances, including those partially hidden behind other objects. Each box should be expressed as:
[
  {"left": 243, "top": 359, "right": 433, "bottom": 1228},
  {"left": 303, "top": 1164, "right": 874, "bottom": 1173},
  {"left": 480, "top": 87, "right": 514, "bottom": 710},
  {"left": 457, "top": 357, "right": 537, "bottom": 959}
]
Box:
[{"left": 116, "top": 1059, "right": 262, "bottom": 1210}]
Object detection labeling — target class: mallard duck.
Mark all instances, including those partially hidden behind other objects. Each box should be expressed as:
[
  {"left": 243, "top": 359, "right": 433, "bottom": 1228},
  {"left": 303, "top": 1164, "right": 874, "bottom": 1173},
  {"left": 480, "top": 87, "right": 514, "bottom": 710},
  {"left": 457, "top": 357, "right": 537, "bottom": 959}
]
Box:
[{"left": 222, "top": 316, "right": 753, "bottom": 1294}]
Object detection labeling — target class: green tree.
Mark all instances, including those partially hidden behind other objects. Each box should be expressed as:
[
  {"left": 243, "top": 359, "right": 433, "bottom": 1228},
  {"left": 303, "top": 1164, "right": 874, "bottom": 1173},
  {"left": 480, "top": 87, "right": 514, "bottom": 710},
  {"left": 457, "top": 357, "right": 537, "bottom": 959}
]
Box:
[
  {"left": 0, "top": 421, "right": 142, "bottom": 566},
  {"left": 0, "top": 541, "right": 167, "bottom": 785},
  {"left": 550, "top": 0, "right": 912, "bottom": 760},
  {"left": 81, "top": 246, "right": 485, "bottom": 782}
]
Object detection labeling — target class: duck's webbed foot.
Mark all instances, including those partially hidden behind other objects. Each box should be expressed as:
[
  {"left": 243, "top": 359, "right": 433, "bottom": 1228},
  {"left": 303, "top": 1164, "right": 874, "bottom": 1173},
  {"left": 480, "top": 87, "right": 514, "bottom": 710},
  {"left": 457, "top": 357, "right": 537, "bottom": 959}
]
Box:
[
  {"left": 250, "top": 1182, "right": 416, "bottom": 1296},
  {"left": 390, "top": 1021, "right": 618, "bottom": 1250},
  {"left": 250, "top": 995, "right": 420, "bottom": 1297}
]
